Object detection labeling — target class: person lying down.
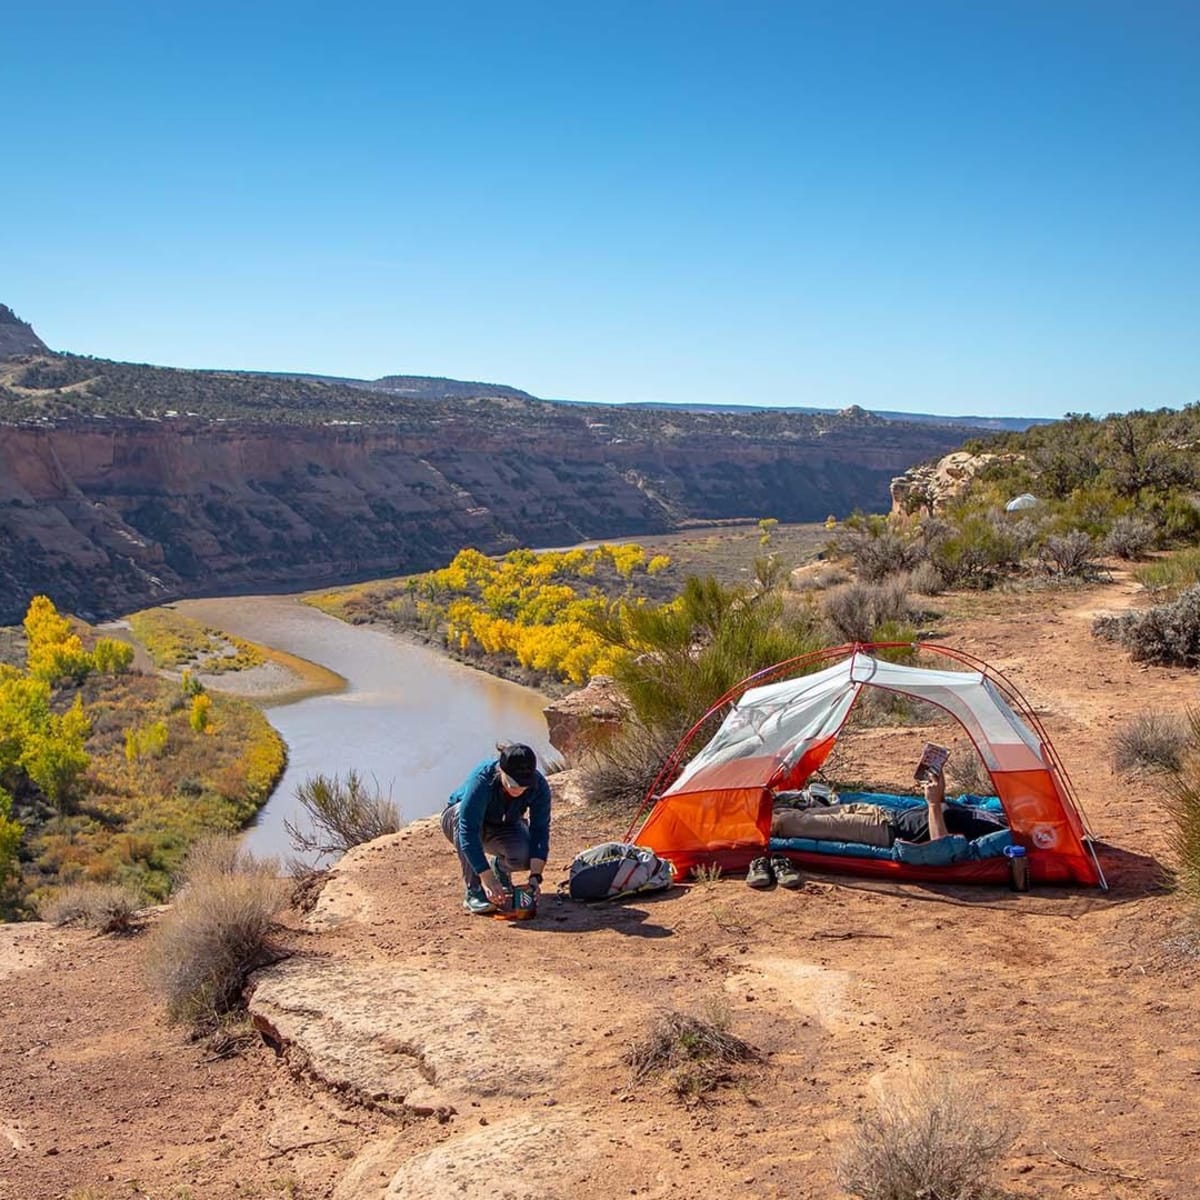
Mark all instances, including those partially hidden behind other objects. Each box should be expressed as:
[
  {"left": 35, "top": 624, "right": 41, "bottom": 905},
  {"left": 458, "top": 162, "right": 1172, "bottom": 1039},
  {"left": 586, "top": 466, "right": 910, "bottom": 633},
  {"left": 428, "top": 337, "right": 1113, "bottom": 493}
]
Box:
[{"left": 770, "top": 771, "right": 1007, "bottom": 847}]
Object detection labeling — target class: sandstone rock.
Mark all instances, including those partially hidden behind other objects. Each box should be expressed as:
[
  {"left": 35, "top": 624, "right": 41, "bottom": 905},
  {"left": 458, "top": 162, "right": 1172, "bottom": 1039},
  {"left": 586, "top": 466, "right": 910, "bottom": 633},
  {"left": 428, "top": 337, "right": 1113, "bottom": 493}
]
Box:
[
  {"left": 249, "top": 958, "right": 575, "bottom": 1116},
  {"left": 380, "top": 1110, "right": 607, "bottom": 1200},
  {"left": 542, "top": 676, "right": 627, "bottom": 763},
  {"left": 890, "top": 450, "right": 1020, "bottom": 516}
]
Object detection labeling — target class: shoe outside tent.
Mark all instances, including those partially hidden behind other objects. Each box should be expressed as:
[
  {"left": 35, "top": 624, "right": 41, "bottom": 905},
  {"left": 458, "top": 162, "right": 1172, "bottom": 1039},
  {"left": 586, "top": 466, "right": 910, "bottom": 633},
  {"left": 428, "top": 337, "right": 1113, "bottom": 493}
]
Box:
[{"left": 626, "top": 643, "right": 1105, "bottom": 888}]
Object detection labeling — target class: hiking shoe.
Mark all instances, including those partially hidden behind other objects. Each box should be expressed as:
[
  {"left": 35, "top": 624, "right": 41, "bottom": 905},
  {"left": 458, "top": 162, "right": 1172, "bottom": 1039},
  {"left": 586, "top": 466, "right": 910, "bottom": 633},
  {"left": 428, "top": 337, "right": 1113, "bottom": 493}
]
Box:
[
  {"left": 771, "top": 855, "right": 804, "bottom": 890},
  {"left": 746, "top": 857, "right": 774, "bottom": 889},
  {"left": 489, "top": 855, "right": 513, "bottom": 891},
  {"left": 463, "top": 886, "right": 496, "bottom": 915}
]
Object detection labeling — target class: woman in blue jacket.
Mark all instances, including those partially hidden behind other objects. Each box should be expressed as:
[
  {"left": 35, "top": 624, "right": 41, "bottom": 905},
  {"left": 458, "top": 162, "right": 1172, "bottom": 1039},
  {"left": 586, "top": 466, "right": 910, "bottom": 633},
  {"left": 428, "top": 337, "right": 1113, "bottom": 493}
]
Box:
[{"left": 441, "top": 743, "right": 551, "bottom": 915}]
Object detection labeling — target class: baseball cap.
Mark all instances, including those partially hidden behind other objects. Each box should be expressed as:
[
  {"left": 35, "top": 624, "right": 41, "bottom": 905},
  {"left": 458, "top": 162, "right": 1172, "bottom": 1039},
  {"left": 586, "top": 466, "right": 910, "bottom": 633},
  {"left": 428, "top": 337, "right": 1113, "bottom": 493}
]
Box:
[{"left": 498, "top": 743, "right": 537, "bottom": 787}]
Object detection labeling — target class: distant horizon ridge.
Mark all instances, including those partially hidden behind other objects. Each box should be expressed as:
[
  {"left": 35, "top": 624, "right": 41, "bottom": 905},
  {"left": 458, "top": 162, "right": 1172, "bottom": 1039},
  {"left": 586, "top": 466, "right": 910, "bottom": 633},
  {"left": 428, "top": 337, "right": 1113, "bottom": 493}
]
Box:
[{"left": 3, "top": 298, "right": 1049, "bottom": 430}]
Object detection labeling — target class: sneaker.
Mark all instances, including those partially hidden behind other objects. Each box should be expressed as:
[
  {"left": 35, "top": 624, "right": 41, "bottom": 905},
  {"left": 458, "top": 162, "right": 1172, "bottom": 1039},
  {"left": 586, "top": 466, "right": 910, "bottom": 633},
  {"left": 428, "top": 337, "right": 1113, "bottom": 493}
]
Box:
[
  {"left": 463, "top": 886, "right": 496, "bottom": 915},
  {"left": 771, "top": 855, "right": 804, "bottom": 890},
  {"left": 489, "top": 855, "right": 513, "bottom": 892},
  {"left": 746, "top": 857, "right": 774, "bottom": 889}
]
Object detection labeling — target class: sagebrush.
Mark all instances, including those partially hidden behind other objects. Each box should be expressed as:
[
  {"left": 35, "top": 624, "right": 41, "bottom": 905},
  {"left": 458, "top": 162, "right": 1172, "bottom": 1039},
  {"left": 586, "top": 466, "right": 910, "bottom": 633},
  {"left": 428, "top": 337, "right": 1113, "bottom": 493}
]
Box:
[
  {"left": 41, "top": 882, "right": 142, "bottom": 933},
  {"left": 837, "top": 1068, "right": 1017, "bottom": 1200},
  {"left": 823, "top": 578, "right": 913, "bottom": 644},
  {"left": 1112, "top": 711, "right": 1188, "bottom": 775},
  {"left": 146, "top": 838, "right": 288, "bottom": 1031},
  {"left": 1093, "top": 584, "right": 1200, "bottom": 667}
]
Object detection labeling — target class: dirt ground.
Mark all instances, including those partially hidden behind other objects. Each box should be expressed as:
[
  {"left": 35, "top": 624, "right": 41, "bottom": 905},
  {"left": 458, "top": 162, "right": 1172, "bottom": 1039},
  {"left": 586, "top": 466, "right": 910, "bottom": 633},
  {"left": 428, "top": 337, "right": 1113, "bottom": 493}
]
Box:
[{"left": 2, "top": 573, "right": 1199, "bottom": 1200}]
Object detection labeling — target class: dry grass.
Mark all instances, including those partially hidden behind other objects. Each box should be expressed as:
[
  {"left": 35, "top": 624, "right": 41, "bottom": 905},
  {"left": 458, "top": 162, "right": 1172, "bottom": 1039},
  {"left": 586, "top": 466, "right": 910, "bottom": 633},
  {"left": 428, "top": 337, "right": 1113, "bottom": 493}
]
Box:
[
  {"left": 1167, "top": 710, "right": 1200, "bottom": 907},
  {"left": 41, "top": 882, "right": 143, "bottom": 933},
  {"left": 625, "top": 1002, "right": 758, "bottom": 1099},
  {"left": 909, "top": 560, "right": 947, "bottom": 596},
  {"left": 146, "top": 837, "right": 288, "bottom": 1032},
  {"left": 837, "top": 1067, "right": 1017, "bottom": 1200},
  {"left": 948, "top": 746, "right": 996, "bottom": 796},
  {"left": 578, "top": 722, "right": 677, "bottom": 812},
  {"left": 1112, "top": 711, "right": 1188, "bottom": 775}
]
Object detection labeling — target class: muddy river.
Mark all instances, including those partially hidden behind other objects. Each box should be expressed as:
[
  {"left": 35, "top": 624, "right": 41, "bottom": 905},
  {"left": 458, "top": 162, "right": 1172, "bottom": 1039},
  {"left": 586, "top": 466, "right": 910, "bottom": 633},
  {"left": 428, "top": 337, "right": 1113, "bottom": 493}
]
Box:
[{"left": 175, "top": 596, "right": 552, "bottom": 861}]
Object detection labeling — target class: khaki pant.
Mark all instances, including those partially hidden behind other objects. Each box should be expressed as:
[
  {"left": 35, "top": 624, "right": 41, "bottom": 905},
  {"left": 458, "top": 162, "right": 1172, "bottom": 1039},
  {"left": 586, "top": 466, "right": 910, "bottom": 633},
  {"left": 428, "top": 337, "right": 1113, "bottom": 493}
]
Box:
[{"left": 770, "top": 803, "right": 894, "bottom": 848}]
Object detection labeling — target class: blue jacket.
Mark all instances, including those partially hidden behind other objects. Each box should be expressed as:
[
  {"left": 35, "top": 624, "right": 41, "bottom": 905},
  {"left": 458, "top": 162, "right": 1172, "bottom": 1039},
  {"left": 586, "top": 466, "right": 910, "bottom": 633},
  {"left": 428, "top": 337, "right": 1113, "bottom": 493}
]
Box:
[{"left": 448, "top": 757, "right": 552, "bottom": 876}]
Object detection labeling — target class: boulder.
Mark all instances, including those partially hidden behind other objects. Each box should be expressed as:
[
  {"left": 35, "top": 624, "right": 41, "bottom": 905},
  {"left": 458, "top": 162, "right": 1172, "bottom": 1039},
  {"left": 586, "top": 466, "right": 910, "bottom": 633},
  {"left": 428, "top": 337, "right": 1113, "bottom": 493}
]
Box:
[
  {"left": 890, "top": 450, "right": 1020, "bottom": 516},
  {"left": 542, "top": 676, "right": 627, "bottom": 763}
]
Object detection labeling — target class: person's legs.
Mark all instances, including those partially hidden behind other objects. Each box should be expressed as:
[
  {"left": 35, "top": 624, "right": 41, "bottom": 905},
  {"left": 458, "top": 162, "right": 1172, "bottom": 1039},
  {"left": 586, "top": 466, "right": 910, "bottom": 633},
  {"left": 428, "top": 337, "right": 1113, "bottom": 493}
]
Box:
[
  {"left": 482, "top": 820, "right": 531, "bottom": 878},
  {"left": 441, "top": 803, "right": 484, "bottom": 891}
]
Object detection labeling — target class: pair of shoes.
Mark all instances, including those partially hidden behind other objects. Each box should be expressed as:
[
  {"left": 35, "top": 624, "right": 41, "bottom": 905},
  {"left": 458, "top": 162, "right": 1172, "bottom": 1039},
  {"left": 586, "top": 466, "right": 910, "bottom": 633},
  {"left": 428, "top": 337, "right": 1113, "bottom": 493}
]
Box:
[
  {"left": 746, "top": 857, "right": 774, "bottom": 889},
  {"left": 771, "top": 855, "right": 804, "bottom": 890},
  {"left": 463, "top": 886, "right": 496, "bottom": 915}
]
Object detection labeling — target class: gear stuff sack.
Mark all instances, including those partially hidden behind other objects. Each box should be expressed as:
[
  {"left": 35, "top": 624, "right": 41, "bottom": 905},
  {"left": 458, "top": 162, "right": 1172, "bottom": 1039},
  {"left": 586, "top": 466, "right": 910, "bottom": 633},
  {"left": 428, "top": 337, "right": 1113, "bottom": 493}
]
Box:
[{"left": 567, "top": 842, "right": 675, "bottom": 902}]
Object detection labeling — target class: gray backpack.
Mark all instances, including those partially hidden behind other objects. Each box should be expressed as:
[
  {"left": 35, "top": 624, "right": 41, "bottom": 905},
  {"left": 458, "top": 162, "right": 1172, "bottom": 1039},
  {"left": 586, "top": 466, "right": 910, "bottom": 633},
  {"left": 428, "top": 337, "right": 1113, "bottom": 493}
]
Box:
[{"left": 567, "top": 842, "right": 675, "bottom": 902}]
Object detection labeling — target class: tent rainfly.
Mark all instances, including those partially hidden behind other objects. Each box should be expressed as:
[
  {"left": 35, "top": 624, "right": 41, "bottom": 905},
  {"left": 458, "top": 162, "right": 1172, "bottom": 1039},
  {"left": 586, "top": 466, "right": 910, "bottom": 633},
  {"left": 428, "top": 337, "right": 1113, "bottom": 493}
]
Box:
[{"left": 629, "top": 643, "right": 1105, "bottom": 888}]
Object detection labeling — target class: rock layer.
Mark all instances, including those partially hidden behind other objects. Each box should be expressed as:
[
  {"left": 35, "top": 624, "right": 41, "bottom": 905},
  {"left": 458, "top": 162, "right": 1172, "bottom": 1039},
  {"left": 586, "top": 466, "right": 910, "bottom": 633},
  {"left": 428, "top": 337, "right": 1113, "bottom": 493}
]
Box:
[{"left": 0, "top": 410, "right": 970, "bottom": 622}]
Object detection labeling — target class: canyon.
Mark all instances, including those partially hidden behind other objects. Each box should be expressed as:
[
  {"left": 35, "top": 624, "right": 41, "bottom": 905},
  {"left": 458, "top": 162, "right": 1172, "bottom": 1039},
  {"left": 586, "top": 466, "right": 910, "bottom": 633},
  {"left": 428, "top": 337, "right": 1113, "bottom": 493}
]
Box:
[{"left": 0, "top": 305, "right": 977, "bottom": 622}]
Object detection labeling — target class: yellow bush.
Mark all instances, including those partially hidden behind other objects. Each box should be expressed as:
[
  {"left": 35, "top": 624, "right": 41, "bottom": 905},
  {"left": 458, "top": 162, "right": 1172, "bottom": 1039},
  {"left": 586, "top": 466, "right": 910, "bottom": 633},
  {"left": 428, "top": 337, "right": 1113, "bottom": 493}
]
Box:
[{"left": 189, "top": 693, "right": 212, "bottom": 733}]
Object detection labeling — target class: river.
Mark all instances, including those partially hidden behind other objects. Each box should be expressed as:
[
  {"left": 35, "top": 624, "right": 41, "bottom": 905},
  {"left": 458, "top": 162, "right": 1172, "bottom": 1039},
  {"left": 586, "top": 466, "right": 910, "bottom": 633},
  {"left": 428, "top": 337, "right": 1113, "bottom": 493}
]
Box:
[{"left": 174, "top": 596, "right": 553, "bottom": 861}]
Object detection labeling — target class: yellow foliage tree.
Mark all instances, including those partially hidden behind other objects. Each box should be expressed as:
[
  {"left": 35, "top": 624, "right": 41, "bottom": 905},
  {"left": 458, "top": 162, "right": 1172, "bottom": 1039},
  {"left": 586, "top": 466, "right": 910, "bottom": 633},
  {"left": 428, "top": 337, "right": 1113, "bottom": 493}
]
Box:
[{"left": 189, "top": 693, "right": 212, "bottom": 734}]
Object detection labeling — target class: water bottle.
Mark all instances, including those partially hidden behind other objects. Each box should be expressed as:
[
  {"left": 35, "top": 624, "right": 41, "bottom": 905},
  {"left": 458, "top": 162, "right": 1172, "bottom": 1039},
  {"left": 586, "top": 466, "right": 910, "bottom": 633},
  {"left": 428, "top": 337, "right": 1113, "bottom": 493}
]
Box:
[{"left": 1003, "top": 844, "right": 1030, "bottom": 892}]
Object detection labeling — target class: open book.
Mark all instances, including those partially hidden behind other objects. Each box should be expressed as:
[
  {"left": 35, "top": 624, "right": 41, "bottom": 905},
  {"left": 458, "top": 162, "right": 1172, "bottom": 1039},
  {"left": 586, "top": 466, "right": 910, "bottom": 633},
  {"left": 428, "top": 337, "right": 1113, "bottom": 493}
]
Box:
[{"left": 914, "top": 741, "right": 949, "bottom": 782}]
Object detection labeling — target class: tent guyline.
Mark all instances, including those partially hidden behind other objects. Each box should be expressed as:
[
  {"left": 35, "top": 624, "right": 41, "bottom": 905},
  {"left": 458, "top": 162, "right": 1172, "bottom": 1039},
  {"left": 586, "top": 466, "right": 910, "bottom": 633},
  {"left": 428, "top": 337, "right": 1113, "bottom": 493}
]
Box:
[{"left": 627, "top": 641, "right": 1107, "bottom": 889}]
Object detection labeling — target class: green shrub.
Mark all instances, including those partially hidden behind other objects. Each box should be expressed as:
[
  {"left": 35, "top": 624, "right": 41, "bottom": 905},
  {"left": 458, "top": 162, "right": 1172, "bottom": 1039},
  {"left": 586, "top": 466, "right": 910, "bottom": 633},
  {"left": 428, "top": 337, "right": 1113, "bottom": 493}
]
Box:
[
  {"left": 42, "top": 882, "right": 143, "bottom": 933},
  {"left": 837, "top": 1068, "right": 1017, "bottom": 1200},
  {"left": 284, "top": 770, "right": 401, "bottom": 858},
  {"left": 1167, "top": 709, "right": 1200, "bottom": 907},
  {"left": 1155, "top": 494, "right": 1200, "bottom": 543},
  {"left": 928, "top": 514, "right": 1021, "bottom": 588},
  {"left": 1135, "top": 548, "right": 1200, "bottom": 595},
  {"left": 1044, "top": 484, "right": 1128, "bottom": 540},
  {"left": 146, "top": 839, "right": 287, "bottom": 1031},
  {"left": 1093, "top": 585, "right": 1200, "bottom": 666},
  {"left": 600, "top": 576, "right": 822, "bottom": 736}
]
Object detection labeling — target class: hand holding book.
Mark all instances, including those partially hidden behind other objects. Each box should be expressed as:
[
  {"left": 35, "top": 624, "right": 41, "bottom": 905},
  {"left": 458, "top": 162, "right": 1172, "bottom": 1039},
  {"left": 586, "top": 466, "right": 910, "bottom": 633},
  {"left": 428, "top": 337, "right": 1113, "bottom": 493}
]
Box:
[{"left": 914, "top": 741, "right": 949, "bottom": 782}]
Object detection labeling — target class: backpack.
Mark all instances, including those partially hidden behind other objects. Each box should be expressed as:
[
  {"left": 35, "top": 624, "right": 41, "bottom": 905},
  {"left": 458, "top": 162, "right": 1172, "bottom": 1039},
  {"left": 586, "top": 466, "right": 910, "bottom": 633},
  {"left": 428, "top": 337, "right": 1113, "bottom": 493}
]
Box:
[{"left": 567, "top": 841, "right": 675, "bottom": 902}]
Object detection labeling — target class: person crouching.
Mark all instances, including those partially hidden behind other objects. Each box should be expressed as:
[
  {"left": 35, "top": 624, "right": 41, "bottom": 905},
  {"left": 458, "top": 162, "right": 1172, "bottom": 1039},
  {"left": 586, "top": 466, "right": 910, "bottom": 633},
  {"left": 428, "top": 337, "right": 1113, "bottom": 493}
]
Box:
[{"left": 441, "top": 742, "right": 550, "bottom": 915}]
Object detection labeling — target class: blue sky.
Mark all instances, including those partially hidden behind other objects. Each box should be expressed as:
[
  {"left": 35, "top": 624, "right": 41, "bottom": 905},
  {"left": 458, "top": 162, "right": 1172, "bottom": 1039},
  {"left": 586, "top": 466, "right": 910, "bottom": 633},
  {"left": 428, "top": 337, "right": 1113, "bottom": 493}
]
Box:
[{"left": 3, "top": 1, "right": 1197, "bottom": 418}]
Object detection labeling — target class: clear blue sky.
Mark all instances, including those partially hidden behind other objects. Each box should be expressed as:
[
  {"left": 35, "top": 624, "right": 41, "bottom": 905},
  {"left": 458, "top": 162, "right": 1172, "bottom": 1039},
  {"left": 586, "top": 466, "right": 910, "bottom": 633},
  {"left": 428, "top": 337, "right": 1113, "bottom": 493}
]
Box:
[{"left": 3, "top": 1, "right": 1197, "bottom": 418}]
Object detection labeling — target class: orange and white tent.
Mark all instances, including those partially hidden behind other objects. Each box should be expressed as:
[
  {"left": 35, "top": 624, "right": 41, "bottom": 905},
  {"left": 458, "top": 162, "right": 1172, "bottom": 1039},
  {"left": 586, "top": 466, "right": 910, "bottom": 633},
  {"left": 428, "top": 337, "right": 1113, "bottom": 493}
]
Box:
[{"left": 629, "top": 643, "right": 1105, "bottom": 888}]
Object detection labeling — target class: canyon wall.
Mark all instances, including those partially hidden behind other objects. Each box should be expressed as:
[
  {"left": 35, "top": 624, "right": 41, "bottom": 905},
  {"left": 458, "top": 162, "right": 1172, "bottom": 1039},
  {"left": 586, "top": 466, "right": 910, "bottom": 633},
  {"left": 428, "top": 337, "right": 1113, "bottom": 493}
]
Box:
[{"left": 0, "top": 411, "right": 967, "bottom": 623}]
